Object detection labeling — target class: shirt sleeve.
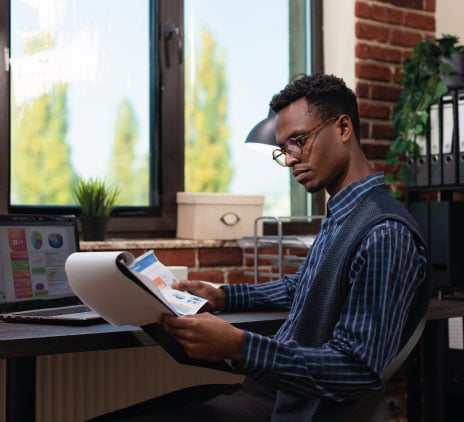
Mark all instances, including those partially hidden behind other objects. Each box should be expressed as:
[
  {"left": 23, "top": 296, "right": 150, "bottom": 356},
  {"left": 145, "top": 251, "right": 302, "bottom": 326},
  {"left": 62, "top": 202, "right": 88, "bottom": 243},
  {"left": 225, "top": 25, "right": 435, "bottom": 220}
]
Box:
[
  {"left": 222, "top": 256, "right": 310, "bottom": 312},
  {"left": 232, "top": 221, "right": 428, "bottom": 402}
]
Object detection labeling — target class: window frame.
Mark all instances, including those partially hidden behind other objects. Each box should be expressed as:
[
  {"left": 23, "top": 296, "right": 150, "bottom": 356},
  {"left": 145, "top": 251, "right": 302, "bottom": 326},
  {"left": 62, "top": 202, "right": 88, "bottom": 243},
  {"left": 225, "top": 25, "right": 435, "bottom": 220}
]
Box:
[
  {"left": 0, "top": 0, "right": 184, "bottom": 238},
  {"left": 0, "top": 0, "right": 324, "bottom": 238}
]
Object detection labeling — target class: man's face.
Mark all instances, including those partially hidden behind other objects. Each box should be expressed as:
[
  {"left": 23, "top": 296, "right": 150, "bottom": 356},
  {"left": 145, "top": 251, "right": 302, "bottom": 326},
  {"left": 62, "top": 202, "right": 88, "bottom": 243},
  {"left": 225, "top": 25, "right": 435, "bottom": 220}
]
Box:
[{"left": 274, "top": 98, "right": 348, "bottom": 194}]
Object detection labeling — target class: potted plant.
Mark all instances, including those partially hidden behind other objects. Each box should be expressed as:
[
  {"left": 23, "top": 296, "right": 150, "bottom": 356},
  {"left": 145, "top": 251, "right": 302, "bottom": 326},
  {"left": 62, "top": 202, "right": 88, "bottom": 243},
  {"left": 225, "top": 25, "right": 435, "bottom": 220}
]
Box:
[
  {"left": 71, "top": 177, "right": 119, "bottom": 241},
  {"left": 386, "top": 34, "right": 464, "bottom": 196}
]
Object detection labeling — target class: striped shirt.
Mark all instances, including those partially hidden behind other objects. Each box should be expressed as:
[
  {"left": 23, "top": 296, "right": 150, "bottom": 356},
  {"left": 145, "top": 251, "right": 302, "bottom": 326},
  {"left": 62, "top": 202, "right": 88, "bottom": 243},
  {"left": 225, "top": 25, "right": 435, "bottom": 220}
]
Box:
[{"left": 223, "top": 172, "right": 428, "bottom": 401}]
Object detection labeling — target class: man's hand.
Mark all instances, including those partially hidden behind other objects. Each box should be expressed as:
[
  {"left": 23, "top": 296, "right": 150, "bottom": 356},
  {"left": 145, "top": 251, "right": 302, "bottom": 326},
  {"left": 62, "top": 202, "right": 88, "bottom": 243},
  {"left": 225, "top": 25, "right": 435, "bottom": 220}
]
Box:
[
  {"left": 172, "top": 280, "right": 225, "bottom": 313},
  {"left": 160, "top": 312, "right": 244, "bottom": 362}
]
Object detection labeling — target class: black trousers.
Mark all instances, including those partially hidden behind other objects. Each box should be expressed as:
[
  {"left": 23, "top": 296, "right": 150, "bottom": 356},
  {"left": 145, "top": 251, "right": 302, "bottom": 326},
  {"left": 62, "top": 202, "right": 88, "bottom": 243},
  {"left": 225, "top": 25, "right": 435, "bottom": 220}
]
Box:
[{"left": 89, "top": 378, "right": 276, "bottom": 422}]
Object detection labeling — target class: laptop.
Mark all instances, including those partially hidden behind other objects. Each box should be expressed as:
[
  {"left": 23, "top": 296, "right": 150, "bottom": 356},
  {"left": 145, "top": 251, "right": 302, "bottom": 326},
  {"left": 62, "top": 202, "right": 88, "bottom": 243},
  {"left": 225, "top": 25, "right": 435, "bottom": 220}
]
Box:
[{"left": 0, "top": 214, "right": 102, "bottom": 324}]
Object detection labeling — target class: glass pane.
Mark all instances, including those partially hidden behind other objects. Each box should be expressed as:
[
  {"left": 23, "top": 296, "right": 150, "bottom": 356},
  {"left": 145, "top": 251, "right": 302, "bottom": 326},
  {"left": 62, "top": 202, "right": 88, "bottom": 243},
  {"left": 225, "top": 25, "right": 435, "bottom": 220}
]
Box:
[
  {"left": 184, "top": 0, "right": 290, "bottom": 216},
  {"left": 10, "top": 0, "right": 150, "bottom": 207}
]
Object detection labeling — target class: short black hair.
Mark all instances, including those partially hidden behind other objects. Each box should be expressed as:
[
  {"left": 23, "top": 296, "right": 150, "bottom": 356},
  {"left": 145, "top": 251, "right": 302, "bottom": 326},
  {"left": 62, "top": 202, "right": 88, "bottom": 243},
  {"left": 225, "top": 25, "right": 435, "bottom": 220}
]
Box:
[{"left": 269, "top": 73, "right": 361, "bottom": 141}]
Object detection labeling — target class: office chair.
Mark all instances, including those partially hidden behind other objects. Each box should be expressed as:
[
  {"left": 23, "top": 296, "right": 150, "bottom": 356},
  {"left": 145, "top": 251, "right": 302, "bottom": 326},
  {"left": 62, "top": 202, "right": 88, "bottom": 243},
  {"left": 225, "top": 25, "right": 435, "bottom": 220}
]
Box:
[{"left": 321, "top": 264, "right": 432, "bottom": 422}]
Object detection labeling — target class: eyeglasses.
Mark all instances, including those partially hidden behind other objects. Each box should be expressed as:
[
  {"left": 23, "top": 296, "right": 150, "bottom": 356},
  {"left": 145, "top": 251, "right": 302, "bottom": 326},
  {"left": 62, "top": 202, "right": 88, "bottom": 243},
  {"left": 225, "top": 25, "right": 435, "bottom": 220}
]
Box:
[{"left": 272, "top": 117, "right": 338, "bottom": 167}]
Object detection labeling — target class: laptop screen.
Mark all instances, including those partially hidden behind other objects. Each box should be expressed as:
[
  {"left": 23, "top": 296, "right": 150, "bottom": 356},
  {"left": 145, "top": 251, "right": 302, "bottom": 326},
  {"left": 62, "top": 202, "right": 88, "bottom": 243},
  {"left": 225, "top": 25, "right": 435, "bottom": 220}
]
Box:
[{"left": 0, "top": 215, "right": 79, "bottom": 310}]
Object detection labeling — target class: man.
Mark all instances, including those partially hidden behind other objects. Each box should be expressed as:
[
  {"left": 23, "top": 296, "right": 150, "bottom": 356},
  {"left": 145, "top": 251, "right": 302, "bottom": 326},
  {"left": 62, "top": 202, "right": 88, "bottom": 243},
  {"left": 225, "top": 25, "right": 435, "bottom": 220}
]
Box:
[{"left": 92, "top": 74, "right": 429, "bottom": 421}]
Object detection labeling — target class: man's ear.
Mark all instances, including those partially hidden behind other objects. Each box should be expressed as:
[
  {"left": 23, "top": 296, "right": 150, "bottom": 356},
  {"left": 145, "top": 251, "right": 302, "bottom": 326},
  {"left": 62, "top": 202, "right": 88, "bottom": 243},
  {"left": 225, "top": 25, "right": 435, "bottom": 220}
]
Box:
[{"left": 338, "top": 115, "right": 353, "bottom": 142}]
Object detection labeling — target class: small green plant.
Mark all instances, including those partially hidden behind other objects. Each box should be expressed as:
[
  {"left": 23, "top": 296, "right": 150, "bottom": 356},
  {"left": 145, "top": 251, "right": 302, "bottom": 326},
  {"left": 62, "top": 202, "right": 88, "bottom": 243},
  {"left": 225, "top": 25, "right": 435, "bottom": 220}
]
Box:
[
  {"left": 71, "top": 177, "right": 119, "bottom": 216},
  {"left": 386, "top": 34, "right": 464, "bottom": 195}
]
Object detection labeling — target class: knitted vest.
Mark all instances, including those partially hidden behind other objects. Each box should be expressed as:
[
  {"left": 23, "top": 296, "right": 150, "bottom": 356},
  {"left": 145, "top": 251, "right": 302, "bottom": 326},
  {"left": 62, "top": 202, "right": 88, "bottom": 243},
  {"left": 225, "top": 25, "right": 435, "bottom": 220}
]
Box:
[{"left": 271, "top": 185, "right": 429, "bottom": 422}]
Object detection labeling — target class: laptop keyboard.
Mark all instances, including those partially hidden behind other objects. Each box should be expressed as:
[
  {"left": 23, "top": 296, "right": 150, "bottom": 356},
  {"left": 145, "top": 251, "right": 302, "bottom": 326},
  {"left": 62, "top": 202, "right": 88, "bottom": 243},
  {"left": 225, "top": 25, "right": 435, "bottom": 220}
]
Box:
[{"left": 17, "top": 305, "right": 91, "bottom": 317}]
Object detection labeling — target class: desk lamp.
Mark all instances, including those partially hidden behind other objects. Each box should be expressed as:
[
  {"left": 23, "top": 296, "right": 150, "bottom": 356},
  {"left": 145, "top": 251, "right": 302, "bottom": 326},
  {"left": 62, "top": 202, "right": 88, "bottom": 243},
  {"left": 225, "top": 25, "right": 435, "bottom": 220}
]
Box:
[{"left": 244, "top": 109, "right": 277, "bottom": 153}]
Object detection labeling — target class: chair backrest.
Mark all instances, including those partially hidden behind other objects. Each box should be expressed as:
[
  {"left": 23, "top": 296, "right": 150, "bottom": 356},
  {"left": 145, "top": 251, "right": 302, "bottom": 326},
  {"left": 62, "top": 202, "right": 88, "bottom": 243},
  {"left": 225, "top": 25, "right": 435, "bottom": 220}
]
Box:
[{"left": 342, "top": 263, "right": 432, "bottom": 422}]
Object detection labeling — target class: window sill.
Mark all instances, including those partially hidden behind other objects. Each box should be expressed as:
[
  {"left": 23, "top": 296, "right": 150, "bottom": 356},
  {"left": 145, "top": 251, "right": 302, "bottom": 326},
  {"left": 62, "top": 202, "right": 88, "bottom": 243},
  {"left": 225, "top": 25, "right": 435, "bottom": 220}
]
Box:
[{"left": 79, "top": 238, "right": 240, "bottom": 251}]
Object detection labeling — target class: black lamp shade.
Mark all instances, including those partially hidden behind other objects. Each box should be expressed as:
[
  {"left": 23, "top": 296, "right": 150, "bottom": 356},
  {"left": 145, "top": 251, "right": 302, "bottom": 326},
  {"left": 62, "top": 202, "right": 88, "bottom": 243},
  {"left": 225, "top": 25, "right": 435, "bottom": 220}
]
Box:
[{"left": 245, "top": 109, "right": 277, "bottom": 152}]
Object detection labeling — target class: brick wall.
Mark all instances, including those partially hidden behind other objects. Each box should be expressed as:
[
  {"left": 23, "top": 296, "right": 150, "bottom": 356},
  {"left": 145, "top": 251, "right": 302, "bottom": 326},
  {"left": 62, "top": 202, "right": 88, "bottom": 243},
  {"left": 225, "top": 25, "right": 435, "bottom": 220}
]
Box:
[
  {"left": 353, "top": 4, "right": 437, "bottom": 418},
  {"left": 117, "top": 243, "right": 306, "bottom": 285},
  {"left": 354, "top": 0, "right": 436, "bottom": 172}
]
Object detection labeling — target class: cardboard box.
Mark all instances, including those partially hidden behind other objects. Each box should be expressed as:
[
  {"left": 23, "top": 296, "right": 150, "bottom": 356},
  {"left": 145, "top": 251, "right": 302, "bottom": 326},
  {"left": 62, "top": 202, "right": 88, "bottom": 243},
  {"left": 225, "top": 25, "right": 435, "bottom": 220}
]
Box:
[{"left": 176, "top": 192, "right": 265, "bottom": 240}]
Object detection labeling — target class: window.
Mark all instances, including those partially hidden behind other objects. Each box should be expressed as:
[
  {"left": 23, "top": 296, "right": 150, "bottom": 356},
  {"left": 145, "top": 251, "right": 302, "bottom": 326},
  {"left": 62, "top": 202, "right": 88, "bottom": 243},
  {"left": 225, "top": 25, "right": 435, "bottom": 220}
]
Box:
[
  {"left": 0, "top": 0, "right": 322, "bottom": 238},
  {"left": 184, "top": 0, "right": 291, "bottom": 216},
  {"left": 184, "top": 0, "right": 323, "bottom": 217},
  {"left": 0, "top": 0, "right": 184, "bottom": 238}
]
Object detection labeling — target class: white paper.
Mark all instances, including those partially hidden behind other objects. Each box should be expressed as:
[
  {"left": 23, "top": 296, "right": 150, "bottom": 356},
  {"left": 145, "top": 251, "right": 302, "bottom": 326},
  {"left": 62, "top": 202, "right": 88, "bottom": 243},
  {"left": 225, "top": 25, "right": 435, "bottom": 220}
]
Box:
[
  {"left": 448, "top": 317, "right": 464, "bottom": 350},
  {"left": 128, "top": 251, "right": 207, "bottom": 315},
  {"left": 65, "top": 250, "right": 207, "bottom": 326}
]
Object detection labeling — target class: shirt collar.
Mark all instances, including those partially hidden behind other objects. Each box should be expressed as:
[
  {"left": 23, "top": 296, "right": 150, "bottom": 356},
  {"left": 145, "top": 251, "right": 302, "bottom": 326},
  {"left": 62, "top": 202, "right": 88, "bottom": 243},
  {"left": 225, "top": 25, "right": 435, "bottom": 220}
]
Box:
[{"left": 326, "top": 172, "right": 385, "bottom": 224}]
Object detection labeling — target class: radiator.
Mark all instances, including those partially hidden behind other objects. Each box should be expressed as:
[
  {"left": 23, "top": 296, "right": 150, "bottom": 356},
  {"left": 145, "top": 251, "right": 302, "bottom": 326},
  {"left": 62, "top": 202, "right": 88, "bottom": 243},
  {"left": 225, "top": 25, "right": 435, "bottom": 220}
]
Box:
[{"left": 1, "top": 347, "right": 243, "bottom": 422}]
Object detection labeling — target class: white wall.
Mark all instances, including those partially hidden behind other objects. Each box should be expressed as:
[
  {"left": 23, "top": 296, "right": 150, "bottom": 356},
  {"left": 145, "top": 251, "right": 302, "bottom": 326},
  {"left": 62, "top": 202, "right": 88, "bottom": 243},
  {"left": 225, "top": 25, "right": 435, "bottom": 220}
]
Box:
[
  {"left": 436, "top": 0, "right": 464, "bottom": 42},
  {"left": 323, "top": 0, "right": 356, "bottom": 88},
  {"left": 323, "top": 0, "right": 464, "bottom": 86}
]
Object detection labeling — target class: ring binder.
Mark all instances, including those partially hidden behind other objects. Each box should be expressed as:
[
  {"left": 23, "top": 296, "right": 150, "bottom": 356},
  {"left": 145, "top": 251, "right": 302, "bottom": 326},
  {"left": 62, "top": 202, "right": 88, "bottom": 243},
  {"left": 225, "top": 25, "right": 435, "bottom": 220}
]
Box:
[
  {"left": 430, "top": 103, "right": 442, "bottom": 185},
  {"left": 458, "top": 94, "right": 464, "bottom": 184},
  {"left": 415, "top": 133, "right": 429, "bottom": 186},
  {"left": 442, "top": 97, "right": 457, "bottom": 185}
]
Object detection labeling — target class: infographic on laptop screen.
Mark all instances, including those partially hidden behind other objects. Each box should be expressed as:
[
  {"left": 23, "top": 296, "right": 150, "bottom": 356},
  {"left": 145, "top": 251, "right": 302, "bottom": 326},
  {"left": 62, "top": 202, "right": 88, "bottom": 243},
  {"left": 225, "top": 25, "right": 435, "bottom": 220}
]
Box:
[{"left": 0, "top": 223, "right": 75, "bottom": 303}]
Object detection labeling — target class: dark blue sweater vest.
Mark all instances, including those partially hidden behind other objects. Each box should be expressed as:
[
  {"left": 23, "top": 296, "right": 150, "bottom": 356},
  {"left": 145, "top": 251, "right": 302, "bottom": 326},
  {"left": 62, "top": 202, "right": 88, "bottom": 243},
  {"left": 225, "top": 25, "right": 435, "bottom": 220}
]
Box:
[{"left": 270, "top": 185, "right": 429, "bottom": 421}]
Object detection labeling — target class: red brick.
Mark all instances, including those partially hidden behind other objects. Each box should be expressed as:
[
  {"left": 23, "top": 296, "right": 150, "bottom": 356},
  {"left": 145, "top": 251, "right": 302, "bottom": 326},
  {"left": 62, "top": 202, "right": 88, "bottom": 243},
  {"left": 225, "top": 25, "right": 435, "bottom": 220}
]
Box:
[
  {"left": 356, "top": 62, "right": 392, "bottom": 82},
  {"left": 188, "top": 271, "right": 225, "bottom": 284},
  {"left": 361, "top": 141, "right": 391, "bottom": 160},
  {"left": 154, "top": 248, "right": 196, "bottom": 266},
  {"left": 402, "top": 50, "right": 412, "bottom": 62},
  {"left": 356, "top": 43, "right": 402, "bottom": 64},
  {"left": 394, "top": 66, "right": 404, "bottom": 83},
  {"left": 372, "top": 122, "right": 396, "bottom": 139},
  {"left": 125, "top": 249, "right": 146, "bottom": 258},
  {"left": 360, "top": 121, "right": 370, "bottom": 139},
  {"left": 391, "top": 0, "right": 423, "bottom": 9},
  {"left": 371, "top": 4, "right": 404, "bottom": 25},
  {"left": 356, "top": 81, "right": 370, "bottom": 98},
  {"left": 355, "top": 1, "right": 371, "bottom": 19},
  {"left": 355, "top": 22, "right": 390, "bottom": 43},
  {"left": 227, "top": 270, "right": 255, "bottom": 284},
  {"left": 198, "top": 247, "right": 243, "bottom": 266},
  {"left": 404, "top": 11, "right": 435, "bottom": 31},
  {"left": 424, "top": 0, "right": 435, "bottom": 12},
  {"left": 358, "top": 101, "right": 391, "bottom": 119},
  {"left": 371, "top": 84, "right": 402, "bottom": 101},
  {"left": 284, "top": 249, "right": 308, "bottom": 257},
  {"left": 372, "top": 161, "right": 396, "bottom": 174},
  {"left": 390, "top": 29, "right": 423, "bottom": 47}
]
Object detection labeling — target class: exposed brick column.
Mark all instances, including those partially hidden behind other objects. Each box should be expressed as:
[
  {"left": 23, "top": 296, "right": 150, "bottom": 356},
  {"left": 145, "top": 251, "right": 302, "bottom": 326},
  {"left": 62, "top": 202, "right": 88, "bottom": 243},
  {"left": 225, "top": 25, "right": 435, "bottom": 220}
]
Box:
[{"left": 354, "top": 0, "right": 436, "bottom": 172}]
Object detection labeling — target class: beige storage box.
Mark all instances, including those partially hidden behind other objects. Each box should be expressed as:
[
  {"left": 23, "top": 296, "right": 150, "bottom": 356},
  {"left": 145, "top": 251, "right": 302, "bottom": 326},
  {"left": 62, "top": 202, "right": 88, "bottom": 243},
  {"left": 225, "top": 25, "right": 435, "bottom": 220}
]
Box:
[{"left": 176, "top": 192, "right": 265, "bottom": 240}]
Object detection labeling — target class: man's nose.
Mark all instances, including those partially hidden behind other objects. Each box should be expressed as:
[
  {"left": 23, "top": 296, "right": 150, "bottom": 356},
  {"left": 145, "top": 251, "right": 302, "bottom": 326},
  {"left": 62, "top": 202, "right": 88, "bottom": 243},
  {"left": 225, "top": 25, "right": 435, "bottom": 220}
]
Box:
[{"left": 285, "top": 153, "right": 300, "bottom": 167}]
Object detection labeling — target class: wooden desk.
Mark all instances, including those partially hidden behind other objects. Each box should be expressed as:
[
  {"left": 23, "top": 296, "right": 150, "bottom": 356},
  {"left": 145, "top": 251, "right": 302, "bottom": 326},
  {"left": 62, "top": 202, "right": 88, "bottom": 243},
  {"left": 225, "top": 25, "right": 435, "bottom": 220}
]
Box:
[
  {"left": 0, "top": 311, "right": 287, "bottom": 422},
  {"left": 2, "top": 299, "right": 463, "bottom": 422}
]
